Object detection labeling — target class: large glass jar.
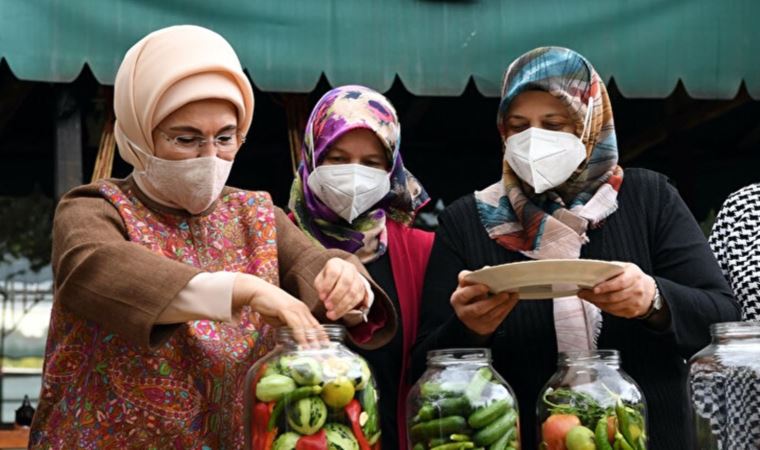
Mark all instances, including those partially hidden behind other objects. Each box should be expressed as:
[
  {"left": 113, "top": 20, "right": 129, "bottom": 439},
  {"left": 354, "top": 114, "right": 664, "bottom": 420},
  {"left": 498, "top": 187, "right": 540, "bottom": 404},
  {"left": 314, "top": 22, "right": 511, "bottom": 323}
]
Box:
[
  {"left": 537, "top": 350, "right": 647, "bottom": 450},
  {"left": 688, "top": 321, "right": 760, "bottom": 450},
  {"left": 406, "top": 348, "right": 520, "bottom": 450},
  {"left": 244, "top": 325, "right": 381, "bottom": 450}
]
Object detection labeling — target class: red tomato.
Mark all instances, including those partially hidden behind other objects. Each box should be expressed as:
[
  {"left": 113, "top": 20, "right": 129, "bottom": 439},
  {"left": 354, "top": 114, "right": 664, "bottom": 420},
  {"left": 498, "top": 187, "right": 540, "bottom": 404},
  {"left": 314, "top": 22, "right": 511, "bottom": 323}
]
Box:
[{"left": 541, "top": 414, "right": 582, "bottom": 450}]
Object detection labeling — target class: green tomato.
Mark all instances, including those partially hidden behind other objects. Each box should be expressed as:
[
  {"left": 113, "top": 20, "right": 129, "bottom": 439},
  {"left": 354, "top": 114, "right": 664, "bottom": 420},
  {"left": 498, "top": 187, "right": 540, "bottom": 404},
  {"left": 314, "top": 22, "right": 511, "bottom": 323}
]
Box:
[
  {"left": 565, "top": 425, "right": 597, "bottom": 450},
  {"left": 321, "top": 376, "right": 356, "bottom": 409},
  {"left": 288, "top": 356, "right": 323, "bottom": 386},
  {"left": 272, "top": 432, "right": 300, "bottom": 450}
]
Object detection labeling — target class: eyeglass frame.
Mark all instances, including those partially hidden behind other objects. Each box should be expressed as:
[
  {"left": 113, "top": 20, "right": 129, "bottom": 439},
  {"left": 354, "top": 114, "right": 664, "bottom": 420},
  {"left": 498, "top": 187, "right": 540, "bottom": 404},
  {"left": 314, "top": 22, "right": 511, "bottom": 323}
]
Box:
[{"left": 157, "top": 128, "right": 247, "bottom": 153}]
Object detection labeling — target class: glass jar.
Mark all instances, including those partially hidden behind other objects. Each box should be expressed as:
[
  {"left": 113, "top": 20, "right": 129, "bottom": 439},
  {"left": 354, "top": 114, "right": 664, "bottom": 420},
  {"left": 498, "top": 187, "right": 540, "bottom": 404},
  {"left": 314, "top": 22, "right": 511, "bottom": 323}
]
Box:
[
  {"left": 244, "top": 325, "right": 381, "bottom": 450},
  {"left": 537, "top": 350, "right": 647, "bottom": 450},
  {"left": 406, "top": 348, "right": 520, "bottom": 450},
  {"left": 688, "top": 321, "right": 760, "bottom": 450}
]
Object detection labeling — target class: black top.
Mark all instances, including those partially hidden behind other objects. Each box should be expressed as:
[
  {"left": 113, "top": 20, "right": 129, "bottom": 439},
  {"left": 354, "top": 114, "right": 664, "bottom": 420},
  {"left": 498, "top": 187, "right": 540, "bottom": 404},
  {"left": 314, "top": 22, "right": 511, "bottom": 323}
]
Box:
[
  {"left": 351, "top": 251, "right": 404, "bottom": 449},
  {"left": 412, "top": 169, "right": 740, "bottom": 450}
]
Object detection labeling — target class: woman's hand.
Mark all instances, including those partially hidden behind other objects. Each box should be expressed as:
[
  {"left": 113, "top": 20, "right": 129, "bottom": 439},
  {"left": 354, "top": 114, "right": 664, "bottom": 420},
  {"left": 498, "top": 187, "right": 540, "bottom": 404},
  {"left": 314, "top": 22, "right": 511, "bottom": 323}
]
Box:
[
  {"left": 577, "top": 262, "right": 655, "bottom": 319},
  {"left": 314, "top": 258, "right": 370, "bottom": 321},
  {"left": 451, "top": 270, "right": 519, "bottom": 336},
  {"left": 233, "top": 274, "right": 322, "bottom": 343}
]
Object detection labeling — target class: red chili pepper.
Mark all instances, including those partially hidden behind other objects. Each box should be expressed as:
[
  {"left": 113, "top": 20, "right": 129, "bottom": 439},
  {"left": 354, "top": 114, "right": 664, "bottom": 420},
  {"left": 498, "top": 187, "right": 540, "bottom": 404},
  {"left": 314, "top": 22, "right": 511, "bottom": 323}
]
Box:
[
  {"left": 296, "top": 429, "right": 328, "bottom": 450},
  {"left": 253, "top": 401, "right": 277, "bottom": 450},
  {"left": 344, "top": 399, "right": 372, "bottom": 450}
]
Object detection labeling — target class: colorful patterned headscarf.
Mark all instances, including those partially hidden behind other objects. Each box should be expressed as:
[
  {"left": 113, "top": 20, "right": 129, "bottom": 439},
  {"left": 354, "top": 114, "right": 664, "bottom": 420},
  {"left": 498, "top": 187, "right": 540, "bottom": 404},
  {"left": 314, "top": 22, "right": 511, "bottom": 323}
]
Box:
[
  {"left": 475, "top": 46, "right": 623, "bottom": 259},
  {"left": 289, "top": 85, "right": 429, "bottom": 262},
  {"left": 474, "top": 47, "right": 624, "bottom": 352}
]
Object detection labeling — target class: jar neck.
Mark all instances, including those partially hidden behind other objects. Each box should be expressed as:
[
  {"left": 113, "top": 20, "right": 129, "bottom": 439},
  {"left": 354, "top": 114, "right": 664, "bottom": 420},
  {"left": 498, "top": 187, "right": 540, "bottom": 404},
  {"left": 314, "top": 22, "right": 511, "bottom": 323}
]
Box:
[
  {"left": 426, "top": 348, "right": 491, "bottom": 367},
  {"left": 711, "top": 321, "right": 760, "bottom": 344},
  {"left": 557, "top": 350, "right": 621, "bottom": 369},
  {"left": 275, "top": 325, "right": 346, "bottom": 347}
]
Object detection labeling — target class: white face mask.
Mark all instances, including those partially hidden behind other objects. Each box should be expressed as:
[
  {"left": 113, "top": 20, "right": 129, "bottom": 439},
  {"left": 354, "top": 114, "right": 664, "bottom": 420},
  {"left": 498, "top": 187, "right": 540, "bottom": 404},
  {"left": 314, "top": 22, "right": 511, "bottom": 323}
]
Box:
[
  {"left": 133, "top": 149, "right": 233, "bottom": 214},
  {"left": 307, "top": 163, "right": 391, "bottom": 223},
  {"left": 504, "top": 99, "right": 593, "bottom": 194}
]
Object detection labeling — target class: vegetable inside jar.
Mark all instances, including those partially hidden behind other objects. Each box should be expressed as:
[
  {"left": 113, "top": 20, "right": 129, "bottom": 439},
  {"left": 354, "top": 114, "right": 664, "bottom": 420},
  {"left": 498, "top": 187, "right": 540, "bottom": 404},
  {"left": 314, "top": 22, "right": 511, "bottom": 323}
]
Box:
[
  {"left": 407, "top": 348, "right": 521, "bottom": 450},
  {"left": 244, "top": 325, "right": 381, "bottom": 450},
  {"left": 537, "top": 349, "right": 648, "bottom": 450}
]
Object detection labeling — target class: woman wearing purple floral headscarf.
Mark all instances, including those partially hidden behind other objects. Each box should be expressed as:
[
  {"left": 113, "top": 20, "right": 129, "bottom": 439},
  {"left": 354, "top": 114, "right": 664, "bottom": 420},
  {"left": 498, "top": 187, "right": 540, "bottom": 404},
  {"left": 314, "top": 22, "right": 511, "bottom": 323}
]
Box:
[{"left": 289, "top": 85, "right": 432, "bottom": 448}]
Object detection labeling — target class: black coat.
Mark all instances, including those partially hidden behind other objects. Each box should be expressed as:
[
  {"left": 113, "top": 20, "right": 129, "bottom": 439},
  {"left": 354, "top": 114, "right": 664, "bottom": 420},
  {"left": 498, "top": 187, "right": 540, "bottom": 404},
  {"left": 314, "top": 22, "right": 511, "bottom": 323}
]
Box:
[{"left": 413, "top": 169, "right": 740, "bottom": 450}]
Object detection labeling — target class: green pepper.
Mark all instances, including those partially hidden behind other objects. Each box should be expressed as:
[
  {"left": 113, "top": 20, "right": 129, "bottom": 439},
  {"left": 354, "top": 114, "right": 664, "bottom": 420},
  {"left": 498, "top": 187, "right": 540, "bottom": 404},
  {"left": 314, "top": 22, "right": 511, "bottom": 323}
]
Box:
[
  {"left": 615, "top": 399, "right": 645, "bottom": 447},
  {"left": 613, "top": 432, "right": 634, "bottom": 450},
  {"left": 594, "top": 417, "right": 613, "bottom": 450},
  {"left": 360, "top": 382, "right": 380, "bottom": 439},
  {"left": 410, "top": 416, "right": 469, "bottom": 441}
]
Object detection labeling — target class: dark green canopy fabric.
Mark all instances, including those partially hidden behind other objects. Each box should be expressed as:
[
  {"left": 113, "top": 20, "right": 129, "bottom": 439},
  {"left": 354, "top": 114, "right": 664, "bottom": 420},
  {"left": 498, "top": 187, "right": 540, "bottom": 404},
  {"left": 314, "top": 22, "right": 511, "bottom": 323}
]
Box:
[{"left": 1, "top": 0, "right": 758, "bottom": 98}]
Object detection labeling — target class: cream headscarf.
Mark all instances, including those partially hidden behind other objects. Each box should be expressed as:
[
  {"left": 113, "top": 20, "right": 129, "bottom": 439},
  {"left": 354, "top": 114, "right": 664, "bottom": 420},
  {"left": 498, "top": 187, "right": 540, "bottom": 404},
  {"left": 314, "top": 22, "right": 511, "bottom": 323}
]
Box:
[{"left": 113, "top": 25, "right": 254, "bottom": 204}]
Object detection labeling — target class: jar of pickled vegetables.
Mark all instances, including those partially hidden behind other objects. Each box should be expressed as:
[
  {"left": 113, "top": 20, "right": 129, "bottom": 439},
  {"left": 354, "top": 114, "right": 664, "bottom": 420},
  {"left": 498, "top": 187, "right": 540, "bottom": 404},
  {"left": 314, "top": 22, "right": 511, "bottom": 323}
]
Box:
[
  {"left": 244, "top": 325, "right": 381, "bottom": 450},
  {"left": 537, "top": 350, "right": 647, "bottom": 450},
  {"left": 406, "top": 348, "right": 520, "bottom": 450},
  {"left": 688, "top": 321, "right": 760, "bottom": 450}
]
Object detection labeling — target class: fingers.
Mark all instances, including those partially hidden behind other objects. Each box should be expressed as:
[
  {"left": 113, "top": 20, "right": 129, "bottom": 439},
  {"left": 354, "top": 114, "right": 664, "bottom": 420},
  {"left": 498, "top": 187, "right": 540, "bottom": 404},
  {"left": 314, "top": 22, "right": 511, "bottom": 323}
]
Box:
[
  {"left": 451, "top": 284, "right": 491, "bottom": 306},
  {"left": 451, "top": 289, "right": 519, "bottom": 336},
  {"left": 579, "top": 262, "right": 655, "bottom": 319},
  {"left": 315, "top": 259, "right": 369, "bottom": 321},
  {"left": 325, "top": 274, "right": 366, "bottom": 320},
  {"left": 314, "top": 258, "right": 343, "bottom": 302},
  {"left": 280, "top": 303, "right": 325, "bottom": 346},
  {"left": 457, "top": 270, "right": 474, "bottom": 286},
  {"left": 591, "top": 269, "right": 635, "bottom": 295}
]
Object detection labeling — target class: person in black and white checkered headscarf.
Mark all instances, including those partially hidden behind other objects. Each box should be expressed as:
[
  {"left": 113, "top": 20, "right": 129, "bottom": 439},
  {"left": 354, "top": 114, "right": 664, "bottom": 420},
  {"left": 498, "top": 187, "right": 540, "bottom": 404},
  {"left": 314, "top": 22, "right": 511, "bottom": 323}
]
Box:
[{"left": 710, "top": 184, "right": 760, "bottom": 321}]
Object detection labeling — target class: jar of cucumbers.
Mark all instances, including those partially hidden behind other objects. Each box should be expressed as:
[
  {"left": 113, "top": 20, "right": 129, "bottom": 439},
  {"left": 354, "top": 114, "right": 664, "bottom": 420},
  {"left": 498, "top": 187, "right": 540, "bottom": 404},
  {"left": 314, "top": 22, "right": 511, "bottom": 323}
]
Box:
[
  {"left": 244, "top": 325, "right": 381, "bottom": 450},
  {"left": 407, "top": 349, "right": 520, "bottom": 450},
  {"left": 537, "top": 350, "right": 648, "bottom": 450}
]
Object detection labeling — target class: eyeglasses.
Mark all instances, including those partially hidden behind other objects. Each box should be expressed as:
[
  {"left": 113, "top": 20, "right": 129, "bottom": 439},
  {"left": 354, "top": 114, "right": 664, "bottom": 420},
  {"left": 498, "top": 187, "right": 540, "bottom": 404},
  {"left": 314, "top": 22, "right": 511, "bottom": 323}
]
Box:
[{"left": 158, "top": 129, "right": 246, "bottom": 153}]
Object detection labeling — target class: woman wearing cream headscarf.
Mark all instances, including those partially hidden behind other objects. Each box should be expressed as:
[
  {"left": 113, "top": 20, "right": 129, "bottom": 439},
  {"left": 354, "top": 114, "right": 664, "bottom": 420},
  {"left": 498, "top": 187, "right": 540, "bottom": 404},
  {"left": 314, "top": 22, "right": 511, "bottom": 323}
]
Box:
[{"left": 30, "top": 25, "right": 395, "bottom": 448}]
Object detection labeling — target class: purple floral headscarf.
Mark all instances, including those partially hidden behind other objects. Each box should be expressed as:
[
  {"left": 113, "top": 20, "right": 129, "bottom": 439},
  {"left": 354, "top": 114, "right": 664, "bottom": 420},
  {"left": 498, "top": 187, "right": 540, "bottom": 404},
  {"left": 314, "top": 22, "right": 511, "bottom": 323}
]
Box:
[{"left": 288, "top": 85, "right": 428, "bottom": 261}]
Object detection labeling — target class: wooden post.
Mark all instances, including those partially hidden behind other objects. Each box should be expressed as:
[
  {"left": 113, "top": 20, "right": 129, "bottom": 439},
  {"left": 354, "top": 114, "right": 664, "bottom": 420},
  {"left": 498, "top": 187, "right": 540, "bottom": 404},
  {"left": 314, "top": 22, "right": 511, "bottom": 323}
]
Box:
[
  {"left": 54, "top": 87, "right": 83, "bottom": 199},
  {"left": 282, "top": 94, "right": 309, "bottom": 175}
]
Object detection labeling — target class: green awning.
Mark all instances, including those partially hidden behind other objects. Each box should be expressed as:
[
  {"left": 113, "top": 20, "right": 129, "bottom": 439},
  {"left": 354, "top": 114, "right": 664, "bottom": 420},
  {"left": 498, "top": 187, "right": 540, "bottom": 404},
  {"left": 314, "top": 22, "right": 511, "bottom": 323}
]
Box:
[{"left": 1, "top": 0, "right": 758, "bottom": 99}]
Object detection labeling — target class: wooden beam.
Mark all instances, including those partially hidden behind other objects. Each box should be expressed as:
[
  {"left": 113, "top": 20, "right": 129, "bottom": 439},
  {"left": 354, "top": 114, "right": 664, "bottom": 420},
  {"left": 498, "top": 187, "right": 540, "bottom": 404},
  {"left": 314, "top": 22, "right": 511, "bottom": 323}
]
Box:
[
  {"left": 54, "top": 87, "right": 83, "bottom": 199},
  {"left": 280, "top": 94, "right": 309, "bottom": 175}
]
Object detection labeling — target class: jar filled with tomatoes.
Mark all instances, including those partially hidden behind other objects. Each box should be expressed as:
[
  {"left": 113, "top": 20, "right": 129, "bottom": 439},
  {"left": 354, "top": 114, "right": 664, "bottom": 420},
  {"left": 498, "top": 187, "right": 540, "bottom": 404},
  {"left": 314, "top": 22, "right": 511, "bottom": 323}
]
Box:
[
  {"left": 244, "top": 325, "right": 381, "bottom": 450},
  {"left": 537, "top": 350, "right": 647, "bottom": 450},
  {"left": 407, "top": 348, "right": 520, "bottom": 450}
]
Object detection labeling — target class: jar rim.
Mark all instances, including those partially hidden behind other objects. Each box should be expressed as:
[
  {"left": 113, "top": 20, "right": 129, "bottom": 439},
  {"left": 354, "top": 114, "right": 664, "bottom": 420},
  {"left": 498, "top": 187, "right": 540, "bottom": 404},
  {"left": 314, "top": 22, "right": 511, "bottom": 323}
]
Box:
[
  {"left": 427, "top": 348, "right": 491, "bottom": 364},
  {"left": 711, "top": 321, "right": 760, "bottom": 338},
  {"left": 275, "top": 325, "right": 346, "bottom": 342},
  {"left": 558, "top": 349, "right": 620, "bottom": 365}
]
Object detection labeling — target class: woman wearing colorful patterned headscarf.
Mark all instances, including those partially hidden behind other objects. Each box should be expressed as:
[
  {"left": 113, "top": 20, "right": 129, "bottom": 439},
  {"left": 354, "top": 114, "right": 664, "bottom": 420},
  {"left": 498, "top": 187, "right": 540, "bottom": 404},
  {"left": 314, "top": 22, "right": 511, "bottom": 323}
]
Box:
[
  {"left": 289, "top": 85, "right": 432, "bottom": 448},
  {"left": 413, "top": 47, "right": 738, "bottom": 449}
]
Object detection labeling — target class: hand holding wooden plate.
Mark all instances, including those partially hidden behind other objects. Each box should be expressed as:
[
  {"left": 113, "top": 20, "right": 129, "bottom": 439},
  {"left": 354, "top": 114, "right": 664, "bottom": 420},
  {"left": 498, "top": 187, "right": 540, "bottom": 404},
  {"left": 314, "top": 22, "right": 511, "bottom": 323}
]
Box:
[{"left": 464, "top": 259, "right": 626, "bottom": 299}]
